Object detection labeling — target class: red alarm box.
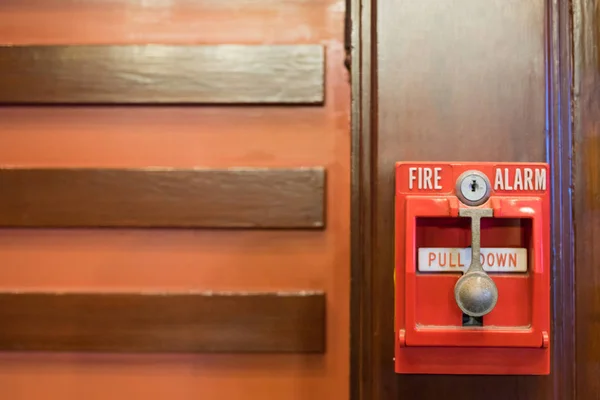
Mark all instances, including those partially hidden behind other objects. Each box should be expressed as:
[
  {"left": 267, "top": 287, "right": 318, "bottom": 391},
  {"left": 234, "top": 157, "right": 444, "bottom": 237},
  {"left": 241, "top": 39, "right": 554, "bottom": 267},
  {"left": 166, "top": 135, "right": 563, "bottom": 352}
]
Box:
[{"left": 394, "top": 162, "right": 550, "bottom": 375}]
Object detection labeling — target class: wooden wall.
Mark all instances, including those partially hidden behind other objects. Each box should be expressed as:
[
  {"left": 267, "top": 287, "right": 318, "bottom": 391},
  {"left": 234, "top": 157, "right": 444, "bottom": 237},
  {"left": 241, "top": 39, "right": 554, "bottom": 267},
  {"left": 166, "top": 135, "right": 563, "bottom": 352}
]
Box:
[
  {"left": 573, "top": 0, "right": 600, "bottom": 396},
  {"left": 350, "top": 0, "right": 578, "bottom": 399},
  {"left": 351, "top": 0, "right": 600, "bottom": 399},
  {"left": 0, "top": 1, "right": 350, "bottom": 399}
]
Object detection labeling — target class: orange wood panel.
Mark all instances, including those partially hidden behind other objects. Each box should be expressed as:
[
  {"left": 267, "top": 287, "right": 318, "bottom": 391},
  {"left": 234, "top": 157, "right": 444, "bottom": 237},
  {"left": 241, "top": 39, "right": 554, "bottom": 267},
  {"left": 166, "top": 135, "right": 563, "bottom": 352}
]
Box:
[
  {"left": 0, "top": 1, "right": 350, "bottom": 399},
  {"left": 0, "top": 0, "right": 341, "bottom": 45}
]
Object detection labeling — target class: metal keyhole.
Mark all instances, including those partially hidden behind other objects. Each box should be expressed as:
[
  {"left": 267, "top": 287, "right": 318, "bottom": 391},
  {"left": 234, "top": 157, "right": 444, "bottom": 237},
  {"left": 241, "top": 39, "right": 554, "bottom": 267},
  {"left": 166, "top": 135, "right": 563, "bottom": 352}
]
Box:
[
  {"left": 454, "top": 207, "right": 498, "bottom": 317},
  {"left": 456, "top": 170, "right": 491, "bottom": 207}
]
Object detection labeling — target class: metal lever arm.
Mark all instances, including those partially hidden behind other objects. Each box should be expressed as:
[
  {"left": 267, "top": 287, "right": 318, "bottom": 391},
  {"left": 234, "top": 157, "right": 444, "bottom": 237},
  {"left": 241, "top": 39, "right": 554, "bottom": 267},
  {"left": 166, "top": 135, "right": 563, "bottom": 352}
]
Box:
[{"left": 454, "top": 208, "right": 498, "bottom": 317}]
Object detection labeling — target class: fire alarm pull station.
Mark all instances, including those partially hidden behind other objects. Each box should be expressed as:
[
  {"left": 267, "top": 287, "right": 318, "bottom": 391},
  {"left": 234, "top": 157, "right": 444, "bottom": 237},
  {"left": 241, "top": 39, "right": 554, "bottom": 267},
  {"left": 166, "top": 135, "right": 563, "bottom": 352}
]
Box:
[{"left": 394, "top": 162, "right": 550, "bottom": 375}]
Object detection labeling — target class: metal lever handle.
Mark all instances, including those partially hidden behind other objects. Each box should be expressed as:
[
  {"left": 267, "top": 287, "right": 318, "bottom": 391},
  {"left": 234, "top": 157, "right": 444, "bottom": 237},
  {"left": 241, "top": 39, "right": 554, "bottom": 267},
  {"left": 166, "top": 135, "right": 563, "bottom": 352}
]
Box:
[{"left": 454, "top": 207, "right": 498, "bottom": 317}]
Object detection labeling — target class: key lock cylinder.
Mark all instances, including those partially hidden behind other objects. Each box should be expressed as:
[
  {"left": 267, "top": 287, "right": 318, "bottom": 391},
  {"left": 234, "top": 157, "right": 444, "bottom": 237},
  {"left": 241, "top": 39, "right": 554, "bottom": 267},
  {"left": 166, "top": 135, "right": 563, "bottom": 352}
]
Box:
[{"left": 454, "top": 170, "right": 497, "bottom": 317}]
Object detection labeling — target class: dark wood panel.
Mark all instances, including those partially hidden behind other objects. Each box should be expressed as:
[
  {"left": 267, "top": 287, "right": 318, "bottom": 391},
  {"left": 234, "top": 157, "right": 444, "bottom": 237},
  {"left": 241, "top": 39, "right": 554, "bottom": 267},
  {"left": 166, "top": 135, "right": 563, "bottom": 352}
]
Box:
[
  {"left": 350, "top": 0, "right": 570, "bottom": 399},
  {"left": 548, "top": 0, "right": 576, "bottom": 397},
  {"left": 0, "top": 291, "right": 326, "bottom": 353},
  {"left": 0, "top": 45, "right": 324, "bottom": 104},
  {"left": 574, "top": 0, "right": 600, "bottom": 397},
  {"left": 0, "top": 168, "right": 325, "bottom": 229},
  {"left": 380, "top": 1, "right": 547, "bottom": 396}
]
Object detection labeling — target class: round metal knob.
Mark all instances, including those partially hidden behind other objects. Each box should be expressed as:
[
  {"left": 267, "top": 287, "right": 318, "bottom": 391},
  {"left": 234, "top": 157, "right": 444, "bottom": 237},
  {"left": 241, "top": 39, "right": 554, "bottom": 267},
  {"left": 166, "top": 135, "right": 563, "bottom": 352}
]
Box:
[{"left": 454, "top": 270, "right": 498, "bottom": 317}]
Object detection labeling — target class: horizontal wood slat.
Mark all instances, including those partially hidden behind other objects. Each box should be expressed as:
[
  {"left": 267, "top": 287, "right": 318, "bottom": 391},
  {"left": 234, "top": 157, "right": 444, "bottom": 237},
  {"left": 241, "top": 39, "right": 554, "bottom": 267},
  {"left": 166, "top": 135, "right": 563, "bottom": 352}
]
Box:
[
  {"left": 4, "top": 0, "right": 322, "bottom": 7},
  {"left": 0, "top": 291, "right": 326, "bottom": 353},
  {"left": 0, "top": 168, "right": 326, "bottom": 229},
  {"left": 0, "top": 45, "right": 325, "bottom": 104}
]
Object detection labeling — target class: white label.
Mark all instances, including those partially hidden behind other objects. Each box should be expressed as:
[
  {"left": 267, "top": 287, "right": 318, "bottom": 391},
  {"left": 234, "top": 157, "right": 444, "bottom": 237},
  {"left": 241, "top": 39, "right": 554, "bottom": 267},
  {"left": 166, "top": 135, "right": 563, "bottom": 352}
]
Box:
[
  {"left": 408, "top": 167, "right": 443, "bottom": 190},
  {"left": 493, "top": 168, "right": 546, "bottom": 191},
  {"left": 418, "top": 248, "right": 527, "bottom": 272}
]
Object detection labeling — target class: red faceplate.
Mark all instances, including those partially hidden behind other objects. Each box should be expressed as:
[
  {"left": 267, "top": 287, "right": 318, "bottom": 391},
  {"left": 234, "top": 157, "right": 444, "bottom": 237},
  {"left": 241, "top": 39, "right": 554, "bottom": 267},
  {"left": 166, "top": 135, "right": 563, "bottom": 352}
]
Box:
[{"left": 395, "top": 162, "right": 550, "bottom": 375}]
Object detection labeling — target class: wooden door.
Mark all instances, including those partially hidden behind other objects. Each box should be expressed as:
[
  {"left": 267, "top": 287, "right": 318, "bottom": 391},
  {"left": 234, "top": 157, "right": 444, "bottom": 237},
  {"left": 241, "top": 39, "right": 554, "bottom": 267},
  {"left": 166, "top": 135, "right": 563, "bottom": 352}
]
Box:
[
  {"left": 0, "top": 1, "right": 350, "bottom": 399},
  {"left": 351, "top": 0, "right": 599, "bottom": 399}
]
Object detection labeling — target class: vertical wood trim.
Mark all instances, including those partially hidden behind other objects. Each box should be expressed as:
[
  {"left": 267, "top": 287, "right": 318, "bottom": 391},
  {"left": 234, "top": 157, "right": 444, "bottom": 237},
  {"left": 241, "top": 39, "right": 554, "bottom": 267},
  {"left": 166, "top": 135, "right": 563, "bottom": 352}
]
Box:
[
  {"left": 573, "top": 0, "right": 600, "bottom": 397},
  {"left": 547, "top": 0, "right": 576, "bottom": 398},
  {"left": 350, "top": 0, "right": 374, "bottom": 398}
]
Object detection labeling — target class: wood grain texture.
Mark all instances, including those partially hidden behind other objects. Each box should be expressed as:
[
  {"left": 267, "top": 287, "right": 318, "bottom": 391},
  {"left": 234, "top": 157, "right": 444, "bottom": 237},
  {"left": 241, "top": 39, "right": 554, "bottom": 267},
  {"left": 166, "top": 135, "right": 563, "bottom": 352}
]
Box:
[
  {"left": 574, "top": 0, "right": 600, "bottom": 397},
  {"left": 0, "top": 291, "right": 326, "bottom": 353},
  {"left": 0, "top": 0, "right": 335, "bottom": 45},
  {"left": 0, "top": 0, "right": 350, "bottom": 399},
  {"left": 0, "top": 45, "right": 325, "bottom": 104},
  {"left": 2, "top": 0, "right": 319, "bottom": 6},
  {"left": 349, "top": 0, "right": 373, "bottom": 397},
  {"left": 351, "top": 0, "right": 560, "bottom": 399},
  {"left": 548, "top": 0, "right": 576, "bottom": 397},
  {"left": 0, "top": 168, "right": 326, "bottom": 229},
  {"left": 381, "top": 3, "right": 546, "bottom": 397}
]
